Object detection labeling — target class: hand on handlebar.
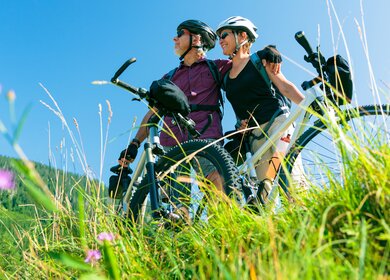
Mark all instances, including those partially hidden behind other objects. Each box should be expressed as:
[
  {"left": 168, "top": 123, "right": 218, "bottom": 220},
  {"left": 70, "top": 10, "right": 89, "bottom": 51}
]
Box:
[{"left": 119, "top": 143, "right": 139, "bottom": 164}]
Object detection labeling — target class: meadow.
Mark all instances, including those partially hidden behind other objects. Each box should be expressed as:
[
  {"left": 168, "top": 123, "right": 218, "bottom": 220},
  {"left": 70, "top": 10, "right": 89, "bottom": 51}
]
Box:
[
  {"left": 1, "top": 10, "right": 389, "bottom": 279},
  {"left": 0, "top": 91, "right": 389, "bottom": 280}
]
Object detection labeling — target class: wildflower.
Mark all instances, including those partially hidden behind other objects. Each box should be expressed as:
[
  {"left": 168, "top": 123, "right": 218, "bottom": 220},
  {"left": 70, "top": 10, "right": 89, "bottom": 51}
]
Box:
[
  {"left": 0, "top": 169, "right": 15, "bottom": 190},
  {"left": 97, "top": 232, "right": 115, "bottom": 242},
  {"left": 84, "top": 249, "right": 102, "bottom": 264}
]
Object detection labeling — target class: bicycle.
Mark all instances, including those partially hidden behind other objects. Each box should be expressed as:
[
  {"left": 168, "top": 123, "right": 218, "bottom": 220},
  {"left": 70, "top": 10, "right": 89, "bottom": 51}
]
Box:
[
  {"left": 223, "top": 31, "right": 389, "bottom": 206},
  {"left": 111, "top": 30, "right": 389, "bottom": 224},
  {"left": 110, "top": 58, "right": 241, "bottom": 224}
]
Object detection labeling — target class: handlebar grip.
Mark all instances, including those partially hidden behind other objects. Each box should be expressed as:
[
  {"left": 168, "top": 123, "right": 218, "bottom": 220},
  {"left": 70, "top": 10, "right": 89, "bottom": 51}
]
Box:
[
  {"left": 111, "top": 57, "right": 136, "bottom": 82},
  {"left": 295, "top": 31, "right": 314, "bottom": 56}
]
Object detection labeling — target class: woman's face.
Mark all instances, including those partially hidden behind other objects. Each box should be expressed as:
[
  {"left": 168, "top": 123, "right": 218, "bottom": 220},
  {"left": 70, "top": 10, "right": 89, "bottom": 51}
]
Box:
[{"left": 218, "top": 29, "right": 235, "bottom": 56}]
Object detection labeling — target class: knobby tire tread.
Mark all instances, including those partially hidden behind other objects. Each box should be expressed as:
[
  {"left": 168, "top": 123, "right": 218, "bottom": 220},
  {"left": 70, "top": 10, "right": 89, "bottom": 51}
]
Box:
[{"left": 127, "top": 139, "right": 241, "bottom": 223}]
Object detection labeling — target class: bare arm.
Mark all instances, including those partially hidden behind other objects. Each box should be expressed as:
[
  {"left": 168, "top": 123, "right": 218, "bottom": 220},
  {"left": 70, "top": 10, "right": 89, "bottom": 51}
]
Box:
[{"left": 263, "top": 60, "right": 305, "bottom": 105}]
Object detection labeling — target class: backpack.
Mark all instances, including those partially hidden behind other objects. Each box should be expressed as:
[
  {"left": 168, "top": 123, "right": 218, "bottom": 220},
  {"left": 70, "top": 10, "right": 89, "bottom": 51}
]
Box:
[
  {"left": 165, "top": 59, "right": 224, "bottom": 115},
  {"left": 222, "top": 51, "right": 292, "bottom": 111},
  {"left": 325, "top": 55, "right": 353, "bottom": 105}
]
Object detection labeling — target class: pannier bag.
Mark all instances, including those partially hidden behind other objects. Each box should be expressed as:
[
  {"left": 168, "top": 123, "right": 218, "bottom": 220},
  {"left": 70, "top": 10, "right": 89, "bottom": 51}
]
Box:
[
  {"left": 149, "top": 79, "right": 191, "bottom": 116},
  {"left": 108, "top": 164, "right": 132, "bottom": 199},
  {"left": 326, "top": 55, "right": 353, "bottom": 105},
  {"left": 108, "top": 174, "right": 130, "bottom": 199}
]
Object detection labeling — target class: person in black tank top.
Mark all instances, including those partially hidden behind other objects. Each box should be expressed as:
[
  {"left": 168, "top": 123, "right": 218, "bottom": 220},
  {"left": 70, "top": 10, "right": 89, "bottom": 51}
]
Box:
[
  {"left": 225, "top": 61, "right": 282, "bottom": 126},
  {"left": 216, "top": 16, "right": 305, "bottom": 202}
]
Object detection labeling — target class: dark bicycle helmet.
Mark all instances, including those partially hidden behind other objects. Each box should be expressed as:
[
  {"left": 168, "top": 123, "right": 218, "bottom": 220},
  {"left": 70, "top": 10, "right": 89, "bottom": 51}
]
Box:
[{"left": 177, "top": 20, "right": 217, "bottom": 51}]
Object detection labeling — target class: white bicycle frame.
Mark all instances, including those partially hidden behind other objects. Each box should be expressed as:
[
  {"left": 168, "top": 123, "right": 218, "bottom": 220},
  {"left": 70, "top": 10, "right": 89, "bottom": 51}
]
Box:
[
  {"left": 121, "top": 125, "right": 159, "bottom": 210},
  {"left": 237, "top": 83, "right": 324, "bottom": 180},
  {"left": 121, "top": 83, "right": 327, "bottom": 210}
]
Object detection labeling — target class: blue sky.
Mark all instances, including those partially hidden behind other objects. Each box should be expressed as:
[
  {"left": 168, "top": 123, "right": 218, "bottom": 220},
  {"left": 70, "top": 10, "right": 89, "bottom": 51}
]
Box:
[{"left": 1, "top": 0, "right": 389, "bottom": 184}]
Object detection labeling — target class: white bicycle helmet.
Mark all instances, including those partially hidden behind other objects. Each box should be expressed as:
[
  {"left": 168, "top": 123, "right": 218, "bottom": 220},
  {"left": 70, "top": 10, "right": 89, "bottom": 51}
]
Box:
[{"left": 216, "top": 16, "right": 258, "bottom": 42}]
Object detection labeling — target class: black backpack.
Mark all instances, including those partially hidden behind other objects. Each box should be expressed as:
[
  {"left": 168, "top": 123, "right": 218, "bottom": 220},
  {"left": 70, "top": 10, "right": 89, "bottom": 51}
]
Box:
[
  {"left": 325, "top": 55, "right": 353, "bottom": 105},
  {"left": 165, "top": 60, "right": 225, "bottom": 115}
]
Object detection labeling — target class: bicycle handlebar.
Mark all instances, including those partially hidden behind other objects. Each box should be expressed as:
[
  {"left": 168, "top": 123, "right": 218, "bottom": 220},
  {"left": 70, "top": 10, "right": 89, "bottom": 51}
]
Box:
[
  {"left": 295, "top": 31, "right": 314, "bottom": 56},
  {"left": 111, "top": 58, "right": 136, "bottom": 82},
  {"left": 111, "top": 58, "right": 149, "bottom": 99},
  {"left": 295, "top": 31, "right": 329, "bottom": 89},
  {"left": 111, "top": 57, "right": 201, "bottom": 137}
]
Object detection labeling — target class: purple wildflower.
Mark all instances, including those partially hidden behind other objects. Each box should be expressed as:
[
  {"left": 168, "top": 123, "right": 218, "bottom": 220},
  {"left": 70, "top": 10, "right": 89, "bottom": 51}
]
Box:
[
  {"left": 85, "top": 249, "right": 102, "bottom": 264},
  {"left": 0, "top": 169, "right": 15, "bottom": 190},
  {"left": 97, "top": 232, "right": 115, "bottom": 242}
]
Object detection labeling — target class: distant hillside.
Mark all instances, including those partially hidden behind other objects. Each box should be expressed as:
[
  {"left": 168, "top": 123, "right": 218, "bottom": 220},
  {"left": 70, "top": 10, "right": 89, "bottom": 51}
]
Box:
[{"left": 0, "top": 155, "right": 99, "bottom": 216}]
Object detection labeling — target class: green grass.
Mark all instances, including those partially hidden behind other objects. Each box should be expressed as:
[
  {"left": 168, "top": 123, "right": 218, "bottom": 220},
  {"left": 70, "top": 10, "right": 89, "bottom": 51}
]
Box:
[
  {"left": 1, "top": 78, "right": 389, "bottom": 279},
  {"left": 0, "top": 137, "right": 388, "bottom": 279}
]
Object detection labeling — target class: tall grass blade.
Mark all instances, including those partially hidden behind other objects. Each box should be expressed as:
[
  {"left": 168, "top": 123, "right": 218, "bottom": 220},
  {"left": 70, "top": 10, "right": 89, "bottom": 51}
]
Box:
[
  {"left": 102, "top": 241, "right": 121, "bottom": 280},
  {"left": 12, "top": 103, "right": 32, "bottom": 144},
  {"left": 358, "top": 218, "right": 367, "bottom": 280}
]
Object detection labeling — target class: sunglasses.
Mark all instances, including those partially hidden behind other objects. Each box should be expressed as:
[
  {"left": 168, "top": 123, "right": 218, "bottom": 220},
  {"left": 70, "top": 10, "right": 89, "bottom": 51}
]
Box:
[
  {"left": 177, "top": 29, "right": 186, "bottom": 38},
  {"left": 219, "top": 31, "right": 232, "bottom": 40}
]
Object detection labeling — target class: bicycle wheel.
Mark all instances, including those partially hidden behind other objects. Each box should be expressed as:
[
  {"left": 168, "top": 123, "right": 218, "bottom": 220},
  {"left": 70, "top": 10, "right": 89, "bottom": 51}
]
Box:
[
  {"left": 279, "top": 104, "right": 390, "bottom": 192},
  {"left": 127, "top": 139, "right": 242, "bottom": 224}
]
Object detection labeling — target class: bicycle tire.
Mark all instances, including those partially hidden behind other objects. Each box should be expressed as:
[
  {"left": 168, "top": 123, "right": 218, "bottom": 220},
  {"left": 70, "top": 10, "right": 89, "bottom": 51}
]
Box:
[
  {"left": 127, "top": 139, "right": 241, "bottom": 223},
  {"left": 279, "top": 104, "right": 390, "bottom": 193}
]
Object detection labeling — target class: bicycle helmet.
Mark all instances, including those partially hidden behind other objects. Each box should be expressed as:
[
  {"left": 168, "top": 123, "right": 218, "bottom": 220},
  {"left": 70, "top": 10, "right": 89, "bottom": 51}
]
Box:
[
  {"left": 177, "top": 20, "right": 217, "bottom": 50},
  {"left": 176, "top": 20, "right": 217, "bottom": 60},
  {"left": 216, "top": 16, "right": 258, "bottom": 42}
]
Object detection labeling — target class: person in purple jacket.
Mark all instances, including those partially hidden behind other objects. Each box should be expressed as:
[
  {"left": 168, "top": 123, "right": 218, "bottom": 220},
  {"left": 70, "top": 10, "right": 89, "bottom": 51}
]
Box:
[{"left": 118, "top": 20, "right": 230, "bottom": 221}]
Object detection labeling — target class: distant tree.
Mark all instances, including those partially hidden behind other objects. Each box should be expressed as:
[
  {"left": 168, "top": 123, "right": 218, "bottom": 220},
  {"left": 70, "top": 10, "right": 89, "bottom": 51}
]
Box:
[{"left": 0, "top": 155, "right": 102, "bottom": 217}]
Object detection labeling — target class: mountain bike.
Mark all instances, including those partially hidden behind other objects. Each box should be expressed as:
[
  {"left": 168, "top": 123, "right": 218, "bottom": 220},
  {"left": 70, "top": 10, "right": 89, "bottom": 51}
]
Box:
[
  {"left": 110, "top": 59, "right": 241, "bottom": 225},
  {"left": 224, "top": 31, "right": 390, "bottom": 206}
]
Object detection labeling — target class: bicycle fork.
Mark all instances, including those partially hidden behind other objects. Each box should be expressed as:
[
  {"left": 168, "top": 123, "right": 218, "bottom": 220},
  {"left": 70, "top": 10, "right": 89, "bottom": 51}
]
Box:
[{"left": 144, "top": 121, "right": 167, "bottom": 219}]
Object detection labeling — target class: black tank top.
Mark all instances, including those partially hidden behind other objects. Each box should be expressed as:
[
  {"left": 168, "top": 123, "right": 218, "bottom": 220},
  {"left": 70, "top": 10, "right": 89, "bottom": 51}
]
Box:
[{"left": 225, "top": 61, "right": 283, "bottom": 126}]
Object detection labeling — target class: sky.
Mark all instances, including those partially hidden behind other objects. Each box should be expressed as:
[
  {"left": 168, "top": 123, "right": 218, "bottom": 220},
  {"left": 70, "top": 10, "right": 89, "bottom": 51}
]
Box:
[{"left": 1, "top": 0, "right": 389, "bottom": 186}]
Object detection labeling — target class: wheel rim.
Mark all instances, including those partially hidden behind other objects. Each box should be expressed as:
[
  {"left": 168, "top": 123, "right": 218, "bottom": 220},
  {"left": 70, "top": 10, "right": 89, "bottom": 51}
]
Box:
[{"left": 289, "top": 105, "right": 390, "bottom": 188}]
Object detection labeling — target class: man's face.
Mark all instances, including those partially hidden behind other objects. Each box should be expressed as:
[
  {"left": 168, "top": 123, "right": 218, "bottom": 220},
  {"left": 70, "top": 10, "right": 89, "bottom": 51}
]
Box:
[{"left": 174, "top": 29, "right": 191, "bottom": 56}]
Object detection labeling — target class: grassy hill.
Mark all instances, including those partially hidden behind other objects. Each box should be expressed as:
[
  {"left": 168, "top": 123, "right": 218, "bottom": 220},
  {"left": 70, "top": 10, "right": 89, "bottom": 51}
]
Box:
[
  {"left": 0, "top": 155, "right": 100, "bottom": 275},
  {"left": 0, "top": 155, "right": 94, "bottom": 216}
]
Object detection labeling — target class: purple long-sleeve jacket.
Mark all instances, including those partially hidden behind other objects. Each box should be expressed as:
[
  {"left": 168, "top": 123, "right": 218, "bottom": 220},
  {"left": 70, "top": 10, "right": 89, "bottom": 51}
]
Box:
[{"left": 160, "top": 58, "right": 231, "bottom": 147}]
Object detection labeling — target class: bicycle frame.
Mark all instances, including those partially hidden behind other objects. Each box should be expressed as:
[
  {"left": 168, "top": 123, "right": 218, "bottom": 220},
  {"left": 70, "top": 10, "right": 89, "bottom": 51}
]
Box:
[
  {"left": 237, "top": 83, "right": 323, "bottom": 180},
  {"left": 120, "top": 119, "right": 161, "bottom": 216}
]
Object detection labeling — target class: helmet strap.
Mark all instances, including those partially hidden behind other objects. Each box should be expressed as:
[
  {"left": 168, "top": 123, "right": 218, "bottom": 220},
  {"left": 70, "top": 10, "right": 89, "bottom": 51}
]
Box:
[
  {"left": 229, "top": 32, "right": 248, "bottom": 59},
  {"left": 179, "top": 35, "right": 194, "bottom": 60}
]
